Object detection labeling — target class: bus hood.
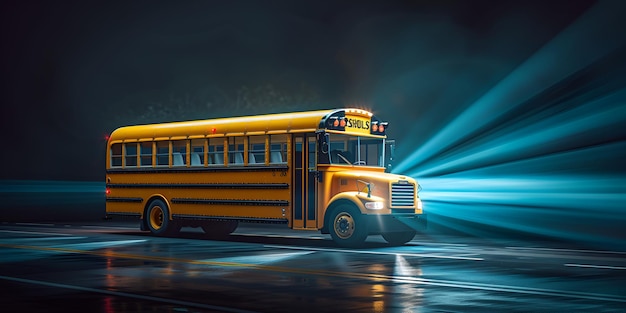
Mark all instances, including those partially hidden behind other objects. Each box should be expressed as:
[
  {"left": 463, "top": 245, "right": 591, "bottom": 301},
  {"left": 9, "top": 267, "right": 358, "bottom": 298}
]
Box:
[{"left": 330, "top": 170, "right": 420, "bottom": 200}]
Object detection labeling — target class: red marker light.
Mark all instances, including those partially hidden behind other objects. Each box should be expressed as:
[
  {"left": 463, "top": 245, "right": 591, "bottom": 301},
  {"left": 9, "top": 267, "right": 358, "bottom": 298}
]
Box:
[
  {"left": 333, "top": 119, "right": 339, "bottom": 127},
  {"left": 339, "top": 119, "right": 346, "bottom": 127},
  {"left": 105, "top": 188, "right": 111, "bottom": 195},
  {"left": 372, "top": 124, "right": 378, "bottom": 132},
  {"left": 211, "top": 128, "right": 217, "bottom": 134},
  {"left": 379, "top": 122, "right": 388, "bottom": 132}
]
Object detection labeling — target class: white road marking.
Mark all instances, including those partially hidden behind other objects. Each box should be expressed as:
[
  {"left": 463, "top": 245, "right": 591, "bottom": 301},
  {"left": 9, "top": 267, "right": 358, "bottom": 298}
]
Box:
[
  {"left": 454, "top": 253, "right": 482, "bottom": 258},
  {"left": 206, "top": 251, "right": 314, "bottom": 265},
  {"left": 506, "top": 246, "right": 626, "bottom": 255},
  {"left": 2, "top": 240, "right": 624, "bottom": 304},
  {"left": 264, "top": 244, "right": 484, "bottom": 261},
  {"left": 237, "top": 233, "right": 325, "bottom": 240},
  {"left": 81, "top": 225, "right": 138, "bottom": 230},
  {"left": 410, "top": 241, "right": 469, "bottom": 247},
  {"left": 53, "top": 239, "right": 147, "bottom": 250},
  {"left": 0, "top": 275, "right": 259, "bottom": 313},
  {"left": 383, "top": 274, "right": 626, "bottom": 303},
  {"left": 8, "top": 236, "right": 86, "bottom": 241},
  {"left": 15, "top": 223, "right": 55, "bottom": 227},
  {"left": 0, "top": 230, "right": 72, "bottom": 236},
  {"left": 565, "top": 263, "right": 626, "bottom": 270}
]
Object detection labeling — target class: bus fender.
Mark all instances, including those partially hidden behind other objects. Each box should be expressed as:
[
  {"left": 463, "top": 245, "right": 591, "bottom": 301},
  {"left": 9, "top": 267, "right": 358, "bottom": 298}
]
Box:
[{"left": 321, "top": 192, "right": 367, "bottom": 234}]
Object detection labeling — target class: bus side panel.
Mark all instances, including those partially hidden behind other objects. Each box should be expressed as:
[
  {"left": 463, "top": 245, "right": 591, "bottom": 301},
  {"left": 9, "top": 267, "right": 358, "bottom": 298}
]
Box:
[
  {"left": 106, "top": 168, "right": 291, "bottom": 221},
  {"left": 105, "top": 172, "right": 146, "bottom": 216},
  {"left": 172, "top": 203, "right": 288, "bottom": 220}
]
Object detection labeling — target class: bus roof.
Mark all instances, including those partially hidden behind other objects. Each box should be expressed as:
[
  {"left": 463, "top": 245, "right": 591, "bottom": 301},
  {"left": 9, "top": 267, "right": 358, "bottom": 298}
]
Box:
[{"left": 108, "top": 108, "right": 387, "bottom": 142}]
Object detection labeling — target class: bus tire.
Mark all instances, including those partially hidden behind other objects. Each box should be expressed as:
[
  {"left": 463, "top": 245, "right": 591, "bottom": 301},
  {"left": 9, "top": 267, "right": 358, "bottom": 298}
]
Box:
[
  {"left": 202, "top": 221, "right": 239, "bottom": 238},
  {"left": 382, "top": 231, "right": 416, "bottom": 246},
  {"left": 329, "top": 202, "right": 368, "bottom": 248},
  {"left": 146, "top": 199, "right": 174, "bottom": 236}
]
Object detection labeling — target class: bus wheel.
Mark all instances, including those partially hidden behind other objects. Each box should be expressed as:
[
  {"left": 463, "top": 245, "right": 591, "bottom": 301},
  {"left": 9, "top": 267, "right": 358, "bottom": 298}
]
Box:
[
  {"left": 382, "top": 231, "right": 416, "bottom": 246},
  {"left": 146, "top": 199, "right": 174, "bottom": 236},
  {"left": 202, "top": 221, "right": 239, "bottom": 238},
  {"left": 329, "top": 203, "right": 368, "bottom": 248}
]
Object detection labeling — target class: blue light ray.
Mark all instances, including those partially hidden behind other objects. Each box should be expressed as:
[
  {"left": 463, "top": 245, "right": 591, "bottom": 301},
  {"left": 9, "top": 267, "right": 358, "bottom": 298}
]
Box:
[
  {"left": 409, "top": 107, "right": 626, "bottom": 249},
  {"left": 388, "top": 1, "right": 626, "bottom": 249},
  {"left": 413, "top": 143, "right": 626, "bottom": 248},
  {"left": 0, "top": 180, "right": 105, "bottom": 222},
  {"left": 0, "top": 180, "right": 104, "bottom": 193},
  {"left": 411, "top": 89, "right": 626, "bottom": 177},
  {"left": 394, "top": 0, "right": 626, "bottom": 174},
  {"left": 441, "top": 140, "right": 626, "bottom": 178},
  {"left": 420, "top": 175, "right": 625, "bottom": 213}
]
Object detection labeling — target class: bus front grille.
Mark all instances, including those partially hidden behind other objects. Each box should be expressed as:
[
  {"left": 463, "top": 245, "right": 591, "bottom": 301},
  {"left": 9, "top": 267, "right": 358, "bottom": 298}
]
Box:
[{"left": 391, "top": 183, "right": 415, "bottom": 207}]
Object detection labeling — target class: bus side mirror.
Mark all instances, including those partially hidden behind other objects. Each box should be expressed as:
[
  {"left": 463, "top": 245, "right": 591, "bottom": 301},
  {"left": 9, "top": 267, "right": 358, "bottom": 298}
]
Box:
[
  {"left": 317, "top": 132, "right": 331, "bottom": 164},
  {"left": 386, "top": 140, "right": 396, "bottom": 171},
  {"left": 322, "top": 133, "right": 330, "bottom": 154},
  {"left": 317, "top": 171, "right": 324, "bottom": 183}
]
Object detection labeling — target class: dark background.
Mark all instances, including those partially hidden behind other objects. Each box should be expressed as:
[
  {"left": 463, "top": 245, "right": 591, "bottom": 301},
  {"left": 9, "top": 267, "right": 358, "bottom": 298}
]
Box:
[
  {"left": 1, "top": 0, "right": 610, "bottom": 180},
  {"left": 1, "top": 0, "right": 625, "bottom": 248}
]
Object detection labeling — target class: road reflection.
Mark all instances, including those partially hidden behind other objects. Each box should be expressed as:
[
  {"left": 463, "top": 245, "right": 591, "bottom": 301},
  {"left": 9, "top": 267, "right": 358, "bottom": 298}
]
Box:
[{"left": 2, "top": 223, "right": 625, "bottom": 312}]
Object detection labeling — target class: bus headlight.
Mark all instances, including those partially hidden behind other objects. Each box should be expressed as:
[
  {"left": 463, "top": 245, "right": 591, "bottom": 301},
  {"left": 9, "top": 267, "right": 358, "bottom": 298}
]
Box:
[
  {"left": 365, "top": 201, "right": 384, "bottom": 210},
  {"left": 417, "top": 198, "right": 423, "bottom": 210}
]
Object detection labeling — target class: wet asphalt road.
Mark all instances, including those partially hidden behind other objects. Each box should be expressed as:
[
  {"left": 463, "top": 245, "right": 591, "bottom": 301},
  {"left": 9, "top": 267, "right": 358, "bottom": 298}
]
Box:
[{"left": 0, "top": 221, "right": 624, "bottom": 313}]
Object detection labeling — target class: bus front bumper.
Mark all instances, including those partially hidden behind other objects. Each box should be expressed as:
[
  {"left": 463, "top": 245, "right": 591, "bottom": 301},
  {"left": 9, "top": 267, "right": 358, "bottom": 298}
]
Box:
[{"left": 366, "top": 213, "right": 427, "bottom": 234}]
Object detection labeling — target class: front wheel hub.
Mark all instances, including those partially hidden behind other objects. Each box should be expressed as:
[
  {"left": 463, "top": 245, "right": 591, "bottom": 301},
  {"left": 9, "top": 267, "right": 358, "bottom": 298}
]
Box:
[{"left": 334, "top": 213, "right": 355, "bottom": 239}]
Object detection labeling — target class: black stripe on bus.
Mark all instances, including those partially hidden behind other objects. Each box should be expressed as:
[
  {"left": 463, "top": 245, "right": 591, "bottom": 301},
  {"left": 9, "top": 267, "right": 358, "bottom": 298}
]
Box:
[
  {"left": 106, "top": 165, "right": 288, "bottom": 174},
  {"left": 172, "top": 214, "right": 288, "bottom": 224},
  {"left": 171, "top": 198, "right": 289, "bottom": 206},
  {"left": 107, "top": 183, "right": 289, "bottom": 189},
  {"left": 106, "top": 197, "right": 143, "bottom": 203}
]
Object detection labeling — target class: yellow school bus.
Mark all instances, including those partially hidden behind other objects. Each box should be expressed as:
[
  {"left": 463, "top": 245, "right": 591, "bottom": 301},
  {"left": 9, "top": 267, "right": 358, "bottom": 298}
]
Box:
[{"left": 105, "top": 108, "right": 425, "bottom": 247}]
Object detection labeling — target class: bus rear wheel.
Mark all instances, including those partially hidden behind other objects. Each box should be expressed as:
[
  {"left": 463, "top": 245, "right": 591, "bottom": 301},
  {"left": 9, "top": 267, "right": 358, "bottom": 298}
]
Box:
[
  {"left": 146, "top": 199, "right": 176, "bottom": 236},
  {"left": 202, "top": 221, "right": 239, "bottom": 238},
  {"left": 382, "top": 231, "right": 416, "bottom": 246},
  {"left": 329, "top": 203, "right": 368, "bottom": 248}
]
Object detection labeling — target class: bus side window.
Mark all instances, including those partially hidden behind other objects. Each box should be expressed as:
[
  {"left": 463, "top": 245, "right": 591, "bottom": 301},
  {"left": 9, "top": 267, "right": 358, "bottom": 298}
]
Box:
[
  {"left": 208, "top": 138, "right": 224, "bottom": 166},
  {"left": 124, "top": 143, "right": 138, "bottom": 168},
  {"left": 269, "top": 134, "right": 287, "bottom": 164},
  {"left": 110, "top": 143, "right": 122, "bottom": 167},
  {"left": 156, "top": 141, "right": 169, "bottom": 167},
  {"left": 191, "top": 139, "right": 205, "bottom": 167},
  {"left": 248, "top": 136, "right": 265, "bottom": 165},
  {"left": 140, "top": 142, "right": 153, "bottom": 167},
  {"left": 229, "top": 137, "right": 244, "bottom": 165},
  {"left": 172, "top": 140, "right": 187, "bottom": 167}
]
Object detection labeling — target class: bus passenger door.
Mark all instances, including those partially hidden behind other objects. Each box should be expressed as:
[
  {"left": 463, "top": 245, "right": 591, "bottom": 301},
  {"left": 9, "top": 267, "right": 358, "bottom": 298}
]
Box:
[{"left": 293, "top": 134, "right": 318, "bottom": 229}]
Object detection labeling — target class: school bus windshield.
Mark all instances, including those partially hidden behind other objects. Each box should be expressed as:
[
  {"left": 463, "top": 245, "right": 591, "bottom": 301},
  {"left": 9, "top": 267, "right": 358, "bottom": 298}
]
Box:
[{"left": 326, "top": 134, "right": 385, "bottom": 167}]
